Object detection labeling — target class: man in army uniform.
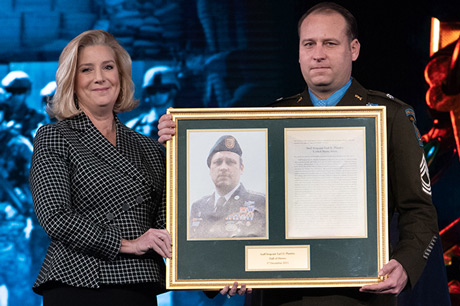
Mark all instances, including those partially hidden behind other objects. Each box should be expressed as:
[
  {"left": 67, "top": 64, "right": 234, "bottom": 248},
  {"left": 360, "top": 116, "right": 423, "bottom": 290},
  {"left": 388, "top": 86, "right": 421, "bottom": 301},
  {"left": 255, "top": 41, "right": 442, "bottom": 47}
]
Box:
[
  {"left": 158, "top": 2, "right": 442, "bottom": 303},
  {"left": 251, "top": 3, "right": 440, "bottom": 305},
  {"left": 189, "top": 135, "right": 266, "bottom": 239}
]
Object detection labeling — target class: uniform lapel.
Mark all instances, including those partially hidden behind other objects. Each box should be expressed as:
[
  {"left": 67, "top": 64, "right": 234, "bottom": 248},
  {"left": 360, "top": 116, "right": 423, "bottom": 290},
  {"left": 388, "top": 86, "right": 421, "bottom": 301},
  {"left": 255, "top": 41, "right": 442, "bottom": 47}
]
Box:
[
  {"left": 226, "top": 184, "right": 246, "bottom": 209},
  {"left": 298, "top": 90, "right": 312, "bottom": 106},
  {"left": 335, "top": 79, "right": 369, "bottom": 106}
]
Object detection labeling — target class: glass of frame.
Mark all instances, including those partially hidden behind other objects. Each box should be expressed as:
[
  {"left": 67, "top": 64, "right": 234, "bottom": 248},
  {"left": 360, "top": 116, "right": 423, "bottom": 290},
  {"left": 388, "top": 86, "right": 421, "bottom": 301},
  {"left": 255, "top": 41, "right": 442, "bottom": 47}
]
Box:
[{"left": 166, "top": 106, "right": 388, "bottom": 290}]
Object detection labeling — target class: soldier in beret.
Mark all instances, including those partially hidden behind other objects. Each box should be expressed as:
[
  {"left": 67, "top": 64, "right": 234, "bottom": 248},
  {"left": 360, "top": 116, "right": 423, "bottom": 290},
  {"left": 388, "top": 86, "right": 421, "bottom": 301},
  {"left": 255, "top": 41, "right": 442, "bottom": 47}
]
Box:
[{"left": 189, "top": 135, "right": 266, "bottom": 239}]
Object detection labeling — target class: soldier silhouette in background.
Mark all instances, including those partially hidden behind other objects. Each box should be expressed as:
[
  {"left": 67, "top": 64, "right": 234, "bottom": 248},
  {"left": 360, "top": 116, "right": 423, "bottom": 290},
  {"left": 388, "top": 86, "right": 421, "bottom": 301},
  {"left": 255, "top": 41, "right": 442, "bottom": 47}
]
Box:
[{"left": 126, "top": 66, "right": 179, "bottom": 139}]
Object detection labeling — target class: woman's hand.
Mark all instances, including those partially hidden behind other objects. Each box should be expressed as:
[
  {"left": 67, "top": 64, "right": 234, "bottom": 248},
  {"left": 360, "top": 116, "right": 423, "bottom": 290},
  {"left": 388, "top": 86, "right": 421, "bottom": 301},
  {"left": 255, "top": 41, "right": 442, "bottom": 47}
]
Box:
[
  {"left": 220, "top": 282, "right": 252, "bottom": 298},
  {"left": 120, "top": 228, "right": 171, "bottom": 258}
]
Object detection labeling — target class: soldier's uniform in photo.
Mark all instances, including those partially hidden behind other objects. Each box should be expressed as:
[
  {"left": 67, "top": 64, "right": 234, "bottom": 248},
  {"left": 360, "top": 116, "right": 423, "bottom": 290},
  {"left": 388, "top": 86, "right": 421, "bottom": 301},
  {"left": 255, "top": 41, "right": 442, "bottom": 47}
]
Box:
[
  {"left": 190, "top": 184, "right": 266, "bottom": 239},
  {"left": 189, "top": 135, "right": 266, "bottom": 239}
]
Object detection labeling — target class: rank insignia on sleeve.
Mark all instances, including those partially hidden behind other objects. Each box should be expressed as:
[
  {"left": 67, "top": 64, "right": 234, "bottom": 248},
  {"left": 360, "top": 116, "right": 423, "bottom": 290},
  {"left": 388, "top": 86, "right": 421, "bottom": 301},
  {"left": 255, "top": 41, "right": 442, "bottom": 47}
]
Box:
[
  {"left": 420, "top": 155, "right": 432, "bottom": 196},
  {"left": 405, "top": 108, "right": 423, "bottom": 147}
]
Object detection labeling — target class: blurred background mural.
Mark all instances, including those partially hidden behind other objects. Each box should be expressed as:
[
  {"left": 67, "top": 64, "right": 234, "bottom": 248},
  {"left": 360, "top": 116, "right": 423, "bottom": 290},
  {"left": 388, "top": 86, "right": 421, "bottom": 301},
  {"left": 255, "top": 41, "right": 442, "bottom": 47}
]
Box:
[{"left": 0, "top": 0, "right": 460, "bottom": 305}]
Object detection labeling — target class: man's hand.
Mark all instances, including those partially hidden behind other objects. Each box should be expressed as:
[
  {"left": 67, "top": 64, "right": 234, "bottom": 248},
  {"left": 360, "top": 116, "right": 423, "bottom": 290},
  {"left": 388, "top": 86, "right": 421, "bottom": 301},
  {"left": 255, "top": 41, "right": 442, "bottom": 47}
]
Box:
[
  {"left": 220, "top": 282, "right": 252, "bottom": 298},
  {"left": 360, "top": 259, "right": 408, "bottom": 295},
  {"left": 157, "top": 114, "right": 176, "bottom": 146}
]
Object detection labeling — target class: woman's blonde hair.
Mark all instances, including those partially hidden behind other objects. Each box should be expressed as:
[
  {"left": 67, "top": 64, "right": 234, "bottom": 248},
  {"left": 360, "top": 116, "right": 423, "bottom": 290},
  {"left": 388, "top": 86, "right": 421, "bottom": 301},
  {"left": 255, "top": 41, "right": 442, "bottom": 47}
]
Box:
[{"left": 47, "top": 30, "right": 138, "bottom": 120}]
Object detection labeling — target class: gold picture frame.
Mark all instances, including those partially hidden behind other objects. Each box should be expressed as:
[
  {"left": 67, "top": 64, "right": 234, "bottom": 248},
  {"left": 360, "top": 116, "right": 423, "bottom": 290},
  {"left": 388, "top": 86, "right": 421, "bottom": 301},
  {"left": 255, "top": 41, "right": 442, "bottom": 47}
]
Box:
[{"left": 166, "top": 106, "right": 388, "bottom": 290}]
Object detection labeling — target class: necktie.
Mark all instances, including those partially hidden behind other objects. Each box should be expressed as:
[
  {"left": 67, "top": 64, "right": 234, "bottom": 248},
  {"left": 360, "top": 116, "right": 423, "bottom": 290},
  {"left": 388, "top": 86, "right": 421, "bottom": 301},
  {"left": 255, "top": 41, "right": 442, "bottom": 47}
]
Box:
[{"left": 215, "top": 196, "right": 226, "bottom": 212}]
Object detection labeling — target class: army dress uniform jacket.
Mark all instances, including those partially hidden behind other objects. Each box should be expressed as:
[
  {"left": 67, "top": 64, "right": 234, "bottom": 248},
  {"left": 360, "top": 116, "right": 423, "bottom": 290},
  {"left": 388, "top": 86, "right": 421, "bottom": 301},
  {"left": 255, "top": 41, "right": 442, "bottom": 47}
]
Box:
[
  {"left": 251, "top": 79, "right": 439, "bottom": 306},
  {"left": 189, "top": 184, "right": 266, "bottom": 239},
  {"left": 29, "top": 112, "right": 167, "bottom": 294}
]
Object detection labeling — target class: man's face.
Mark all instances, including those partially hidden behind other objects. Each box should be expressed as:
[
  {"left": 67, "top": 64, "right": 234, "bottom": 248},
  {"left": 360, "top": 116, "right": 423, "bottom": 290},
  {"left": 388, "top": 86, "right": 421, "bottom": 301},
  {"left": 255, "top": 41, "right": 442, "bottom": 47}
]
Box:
[
  {"left": 299, "top": 12, "right": 360, "bottom": 99},
  {"left": 209, "top": 151, "right": 244, "bottom": 195}
]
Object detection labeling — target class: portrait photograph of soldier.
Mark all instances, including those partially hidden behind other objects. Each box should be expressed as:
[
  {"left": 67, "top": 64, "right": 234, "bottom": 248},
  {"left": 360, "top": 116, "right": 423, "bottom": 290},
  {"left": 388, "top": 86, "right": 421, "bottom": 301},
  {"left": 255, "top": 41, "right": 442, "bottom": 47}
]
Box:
[{"left": 187, "top": 130, "right": 268, "bottom": 240}]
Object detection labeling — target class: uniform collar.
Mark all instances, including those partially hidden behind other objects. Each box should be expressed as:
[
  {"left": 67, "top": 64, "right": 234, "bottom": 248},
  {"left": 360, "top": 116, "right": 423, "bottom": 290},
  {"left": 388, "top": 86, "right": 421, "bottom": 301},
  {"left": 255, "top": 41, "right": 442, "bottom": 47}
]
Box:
[
  {"left": 298, "top": 78, "right": 369, "bottom": 107},
  {"left": 309, "top": 78, "right": 352, "bottom": 107},
  {"left": 215, "top": 183, "right": 242, "bottom": 204}
]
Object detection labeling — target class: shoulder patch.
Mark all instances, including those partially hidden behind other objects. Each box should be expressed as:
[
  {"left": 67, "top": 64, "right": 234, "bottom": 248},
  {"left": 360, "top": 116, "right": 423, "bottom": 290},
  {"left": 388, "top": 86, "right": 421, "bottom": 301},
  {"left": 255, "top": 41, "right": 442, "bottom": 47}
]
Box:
[{"left": 405, "top": 108, "right": 423, "bottom": 147}]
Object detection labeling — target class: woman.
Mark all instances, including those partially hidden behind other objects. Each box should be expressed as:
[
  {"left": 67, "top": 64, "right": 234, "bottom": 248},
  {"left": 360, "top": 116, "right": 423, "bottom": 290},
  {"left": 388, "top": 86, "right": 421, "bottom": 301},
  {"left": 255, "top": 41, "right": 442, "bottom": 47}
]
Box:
[{"left": 30, "top": 30, "right": 171, "bottom": 306}]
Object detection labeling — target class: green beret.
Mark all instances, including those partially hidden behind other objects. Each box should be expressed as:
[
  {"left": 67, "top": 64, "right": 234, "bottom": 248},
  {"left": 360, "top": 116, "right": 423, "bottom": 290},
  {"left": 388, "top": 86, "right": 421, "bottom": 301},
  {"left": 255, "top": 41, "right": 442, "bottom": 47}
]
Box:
[{"left": 207, "top": 135, "right": 242, "bottom": 167}]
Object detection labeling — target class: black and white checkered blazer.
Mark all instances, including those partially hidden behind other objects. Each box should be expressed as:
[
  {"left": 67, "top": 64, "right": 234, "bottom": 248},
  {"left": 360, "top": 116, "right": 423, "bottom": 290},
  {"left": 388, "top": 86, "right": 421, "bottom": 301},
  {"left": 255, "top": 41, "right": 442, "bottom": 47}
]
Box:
[{"left": 29, "top": 112, "right": 167, "bottom": 294}]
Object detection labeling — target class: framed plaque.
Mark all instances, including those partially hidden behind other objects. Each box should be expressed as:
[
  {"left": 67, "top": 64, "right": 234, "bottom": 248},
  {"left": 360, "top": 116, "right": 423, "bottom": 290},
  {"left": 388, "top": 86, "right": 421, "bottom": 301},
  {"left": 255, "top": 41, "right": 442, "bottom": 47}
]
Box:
[{"left": 166, "top": 106, "right": 388, "bottom": 290}]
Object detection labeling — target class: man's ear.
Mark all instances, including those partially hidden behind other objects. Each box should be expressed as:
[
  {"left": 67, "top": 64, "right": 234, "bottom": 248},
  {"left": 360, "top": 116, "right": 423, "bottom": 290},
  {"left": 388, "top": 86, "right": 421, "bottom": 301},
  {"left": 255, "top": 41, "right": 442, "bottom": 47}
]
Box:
[{"left": 351, "top": 38, "right": 360, "bottom": 62}]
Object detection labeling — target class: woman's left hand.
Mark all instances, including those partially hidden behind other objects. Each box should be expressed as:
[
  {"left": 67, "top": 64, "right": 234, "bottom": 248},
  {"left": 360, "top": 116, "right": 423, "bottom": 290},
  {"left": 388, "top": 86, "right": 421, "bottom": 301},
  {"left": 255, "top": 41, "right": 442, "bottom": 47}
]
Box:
[
  {"left": 120, "top": 228, "right": 171, "bottom": 258},
  {"left": 220, "top": 282, "right": 252, "bottom": 298}
]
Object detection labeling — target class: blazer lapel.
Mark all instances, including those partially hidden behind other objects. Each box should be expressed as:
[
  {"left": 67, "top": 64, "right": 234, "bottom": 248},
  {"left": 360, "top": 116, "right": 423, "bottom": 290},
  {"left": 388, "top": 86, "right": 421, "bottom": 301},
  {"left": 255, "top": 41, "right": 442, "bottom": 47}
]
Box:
[
  {"left": 67, "top": 113, "right": 146, "bottom": 183},
  {"left": 116, "top": 117, "right": 144, "bottom": 172}
]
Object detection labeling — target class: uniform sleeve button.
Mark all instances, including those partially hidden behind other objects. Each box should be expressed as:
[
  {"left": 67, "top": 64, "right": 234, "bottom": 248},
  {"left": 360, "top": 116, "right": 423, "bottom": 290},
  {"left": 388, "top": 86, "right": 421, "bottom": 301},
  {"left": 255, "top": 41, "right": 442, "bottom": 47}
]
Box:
[
  {"left": 122, "top": 203, "right": 130, "bottom": 211},
  {"left": 136, "top": 196, "right": 144, "bottom": 204},
  {"left": 106, "top": 212, "right": 115, "bottom": 221}
]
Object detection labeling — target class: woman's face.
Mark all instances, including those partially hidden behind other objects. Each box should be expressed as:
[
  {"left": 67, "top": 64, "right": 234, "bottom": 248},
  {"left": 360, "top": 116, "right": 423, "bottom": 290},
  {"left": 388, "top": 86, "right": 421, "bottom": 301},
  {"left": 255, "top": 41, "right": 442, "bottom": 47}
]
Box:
[{"left": 75, "top": 45, "right": 120, "bottom": 115}]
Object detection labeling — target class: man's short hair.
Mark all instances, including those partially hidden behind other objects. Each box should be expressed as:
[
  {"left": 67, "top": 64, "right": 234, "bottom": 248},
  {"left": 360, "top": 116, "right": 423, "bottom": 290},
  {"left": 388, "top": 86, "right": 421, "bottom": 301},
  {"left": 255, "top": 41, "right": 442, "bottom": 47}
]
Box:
[{"left": 297, "top": 2, "right": 358, "bottom": 43}]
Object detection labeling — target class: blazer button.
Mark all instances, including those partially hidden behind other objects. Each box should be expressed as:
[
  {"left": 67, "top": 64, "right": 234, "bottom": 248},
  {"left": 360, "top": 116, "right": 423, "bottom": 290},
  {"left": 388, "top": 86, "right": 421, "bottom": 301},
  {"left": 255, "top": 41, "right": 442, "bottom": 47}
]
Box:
[
  {"left": 122, "top": 203, "right": 130, "bottom": 211},
  {"left": 106, "top": 212, "right": 115, "bottom": 221},
  {"left": 136, "top": 196, "right": 144, "bottom": 204}
]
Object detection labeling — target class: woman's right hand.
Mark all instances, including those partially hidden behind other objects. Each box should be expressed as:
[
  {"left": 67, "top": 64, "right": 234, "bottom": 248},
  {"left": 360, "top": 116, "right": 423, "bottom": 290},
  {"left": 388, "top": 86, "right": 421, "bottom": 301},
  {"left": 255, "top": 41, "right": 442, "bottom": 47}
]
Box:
[{"left": 120, "top": 228, "right": 171, "bottom": 258}]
